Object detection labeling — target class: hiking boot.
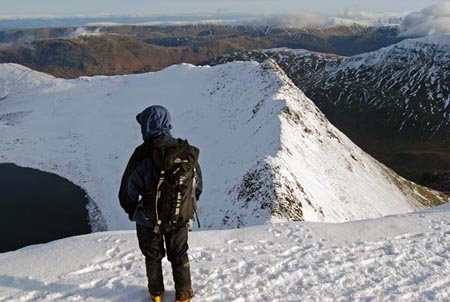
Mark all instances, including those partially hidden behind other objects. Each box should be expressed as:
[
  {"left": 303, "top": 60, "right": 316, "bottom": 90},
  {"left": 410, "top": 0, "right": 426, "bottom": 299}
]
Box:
[
  {"left": 150, "top": 292, "right": 164, "bottom": 302},
  {"left": 176, "top": 288, "right": 194, "bottom": 302}
]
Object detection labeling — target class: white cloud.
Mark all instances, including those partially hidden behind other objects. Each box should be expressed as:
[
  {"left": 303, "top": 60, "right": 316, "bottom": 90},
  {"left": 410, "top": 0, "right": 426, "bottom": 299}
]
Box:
[
  {"left": 400, "top": 2, "right": 450, "bottom": 37},
  {"left": 341, "top": 6, "right": 376, "bottom": 20},
  {"left": 68, "top": 27, "right": 103, "bottom": 38},
  {"left": 249, "top": 13, "right": 327, "bottom": 28},
  {"left": 246, "top": 7, "right": 405, "bottom": 29}
]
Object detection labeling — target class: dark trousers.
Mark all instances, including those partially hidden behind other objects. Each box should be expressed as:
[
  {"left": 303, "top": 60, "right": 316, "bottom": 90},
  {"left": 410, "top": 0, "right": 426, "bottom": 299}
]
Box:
[{"left": 136, "top": 224, "right": 192, "bottom": 299}]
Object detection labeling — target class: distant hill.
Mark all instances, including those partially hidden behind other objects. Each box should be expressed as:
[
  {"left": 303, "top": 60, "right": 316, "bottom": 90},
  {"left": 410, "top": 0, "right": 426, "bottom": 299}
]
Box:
[
  {"left": 0, "top": 24, "right": 403, "bottom": 78},
  {"left": 0, "top": 34, "right": 256, "bottom": 78}
]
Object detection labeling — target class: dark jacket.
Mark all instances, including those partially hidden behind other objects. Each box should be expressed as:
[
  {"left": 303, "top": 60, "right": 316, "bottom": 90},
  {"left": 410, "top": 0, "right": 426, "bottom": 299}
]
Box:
[{"left": 119, "top": 106, "right": 202, "bottom": 226}]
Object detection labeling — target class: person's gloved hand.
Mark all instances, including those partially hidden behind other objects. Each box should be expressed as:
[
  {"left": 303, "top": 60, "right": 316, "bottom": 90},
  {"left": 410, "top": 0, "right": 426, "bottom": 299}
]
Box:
[
  {"left": 127, "top": 203, "right": 139, "bottom": 221},
  {"left": 127, "top": 203, "right": 153, "bottom": 227}
]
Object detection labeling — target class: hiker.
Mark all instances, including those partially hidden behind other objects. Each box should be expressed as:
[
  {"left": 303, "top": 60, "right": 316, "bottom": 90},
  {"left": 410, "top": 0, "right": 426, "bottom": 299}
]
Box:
[{"left": 119, "top": 105, "right": 202, "bottom": 302}]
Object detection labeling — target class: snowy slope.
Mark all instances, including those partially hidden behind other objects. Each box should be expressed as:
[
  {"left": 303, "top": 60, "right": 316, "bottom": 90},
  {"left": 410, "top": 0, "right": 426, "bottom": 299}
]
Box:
[
  {"left": 1, "top": 206, "right": 450, "bottom": 301},
  {"left": 0, "top": 62, "right": 447, "bottom": 231},
  {"left": 306, "top": 35, "right": 450, "bottom": 138},
  {"left": 213, "top": 35, "right": 450, "bottom": 140}
]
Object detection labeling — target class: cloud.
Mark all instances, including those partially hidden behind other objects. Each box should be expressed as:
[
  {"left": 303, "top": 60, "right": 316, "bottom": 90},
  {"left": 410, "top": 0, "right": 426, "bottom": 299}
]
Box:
[
  {"left": 249, "top": 13, "right": 327, "bottom": 28},
  {"left": 68, "top": 27, "right": 103, "bottom": 37},
  {"left": 400, "top": 2, "right": 450, "bottom": 37},
  {"left": 243, "top": 6, "right": 405, "bottom": 29},
  {"left": 0, "top": 27, "right": 103, "bottom": 50},
  {"left": 0, "top": 32, "right": 37, "bottom": 49},
  {"left": 341, "top": 6, "right": 376, "bottom": 20}
]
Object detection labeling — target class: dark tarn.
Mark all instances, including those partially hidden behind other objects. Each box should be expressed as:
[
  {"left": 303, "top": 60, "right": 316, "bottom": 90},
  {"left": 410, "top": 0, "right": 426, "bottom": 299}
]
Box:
[{"left": 0, "top": 163, "right": 91, "bottom": 253}]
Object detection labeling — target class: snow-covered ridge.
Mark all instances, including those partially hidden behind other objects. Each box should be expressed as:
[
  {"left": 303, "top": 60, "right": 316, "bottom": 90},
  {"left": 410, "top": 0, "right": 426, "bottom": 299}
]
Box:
[
  {"left": 0, "top": 61, "right": 447, "bottom": 231},
  {"left": 344, "top": 34, "right": 450, "bottom": 72},
  {"left": 269, "top": 34, "right": 450, "bottom": 68},
  {"left": 277, "top": 35, "right": 450, "bottom": 134},
  {"left": 265, "top": 62, "right": 447, "bottom": 222},
  {"left": 215, "top": 35, "right": 450, "bottom": 141},
  {"left": 0, "top": 64, "right": 56, "bottom": 101}
]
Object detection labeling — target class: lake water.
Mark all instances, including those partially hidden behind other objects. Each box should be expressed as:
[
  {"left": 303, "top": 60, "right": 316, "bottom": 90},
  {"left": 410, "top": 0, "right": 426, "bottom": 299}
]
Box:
[{"left": 0, "top": 163, "right": 92, "bottom": 253}]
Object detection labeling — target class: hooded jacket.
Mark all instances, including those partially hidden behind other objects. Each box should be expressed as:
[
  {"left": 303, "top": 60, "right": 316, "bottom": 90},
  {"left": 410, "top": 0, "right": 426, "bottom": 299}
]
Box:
[
  {"left": 119, "top": 106, "right": 203, "bottom": 226},
  {"left": 136, "top": 105, "right": 173, "bottom": 141}
]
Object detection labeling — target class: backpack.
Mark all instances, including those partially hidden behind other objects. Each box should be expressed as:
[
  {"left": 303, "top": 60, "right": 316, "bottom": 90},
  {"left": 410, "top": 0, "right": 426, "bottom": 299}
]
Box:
[{"left": 145, "top": 139, "right": 199, "bottom": 233}]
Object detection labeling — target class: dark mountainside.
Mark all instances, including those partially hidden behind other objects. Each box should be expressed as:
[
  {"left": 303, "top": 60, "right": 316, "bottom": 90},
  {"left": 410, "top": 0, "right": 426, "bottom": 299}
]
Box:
[
  {"left": 0, "top": 24, "right": 403, "bottom": 78},
  {"left": 209, "top": 37, "right": 450, "bottom": 194}
]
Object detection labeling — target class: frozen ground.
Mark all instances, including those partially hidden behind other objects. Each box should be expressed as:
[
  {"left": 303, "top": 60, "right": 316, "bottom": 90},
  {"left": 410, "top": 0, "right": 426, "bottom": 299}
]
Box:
[{"left": 1, "top": 204, "right": 449, "bottom": 302}]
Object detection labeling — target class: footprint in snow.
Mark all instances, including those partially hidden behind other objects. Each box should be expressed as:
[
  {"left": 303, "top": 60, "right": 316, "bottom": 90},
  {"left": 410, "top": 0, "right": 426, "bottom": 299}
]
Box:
[
  {"left": 97, "top": 236, "right": 113, "bottom": 243},
  {"left": 106, "top": 247, "right": 121, "bottom": 258},
  {"left": 79, "top": 278, "right": 104, "bottom": 290},
  {"left": 106, "top": 277, "right": 124, "bottom": 289}
]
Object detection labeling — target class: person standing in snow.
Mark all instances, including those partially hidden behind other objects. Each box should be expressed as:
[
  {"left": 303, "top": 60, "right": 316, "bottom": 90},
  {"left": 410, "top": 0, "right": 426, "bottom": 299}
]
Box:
[{"left": 119, "top": 105, "right": 202, "bottom": 302}]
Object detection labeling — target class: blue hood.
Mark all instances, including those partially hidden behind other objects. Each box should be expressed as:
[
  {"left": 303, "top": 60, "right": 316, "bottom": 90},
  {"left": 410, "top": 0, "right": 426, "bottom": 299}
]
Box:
[{"left": 136, "top": 105, "right": 173, "bottom": 140}]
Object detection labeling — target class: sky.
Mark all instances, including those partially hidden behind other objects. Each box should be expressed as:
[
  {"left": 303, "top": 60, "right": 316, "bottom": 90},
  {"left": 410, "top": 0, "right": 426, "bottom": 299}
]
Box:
[{"left": 0, "top": 0, "right": 443, "bottom": 18}]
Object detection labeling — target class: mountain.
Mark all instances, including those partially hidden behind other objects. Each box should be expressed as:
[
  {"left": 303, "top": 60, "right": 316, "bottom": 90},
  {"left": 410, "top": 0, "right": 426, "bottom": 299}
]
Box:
[
  {"left": 0, "top": 34, "right": 256, "bottom": 78},
  {"left": 210, "top": 35, "right": 450, "bottom": 193},
  {"left": 1, "top": 204, "right": 450, "bottom": 301},
  {"left": 0, "top": 61, "right": 447, "bottom": 231},
  {"left": 0, "top": 24, "right": 404, "bottom": 78}
]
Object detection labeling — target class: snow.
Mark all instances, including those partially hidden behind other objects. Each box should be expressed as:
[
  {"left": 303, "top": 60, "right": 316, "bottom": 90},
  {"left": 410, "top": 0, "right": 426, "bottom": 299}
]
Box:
[
  {"left": 0, "top": 61, "right": 447, "bottom": 232},
  {"left": 1, "top": 207, "right": 450, "bottom": 301},
  {"left": 0, "top": 48, "right": 449, "bottom": 302},
  {"left": 260, "top": 35, "right": 450, "bottom": 139},
  {"left": 347, "top": 34, "right": 450, "bottom": 68}
]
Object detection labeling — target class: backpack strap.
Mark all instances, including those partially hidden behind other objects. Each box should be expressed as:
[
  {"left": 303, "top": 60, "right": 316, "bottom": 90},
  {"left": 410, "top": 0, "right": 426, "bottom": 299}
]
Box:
[
  {"left": 192, "top": 167, "right": 201, "bottom": 228},
  {"left": 153, "top": 170, "right": 165, "bottom": 234},
  {"left": 150, "top": 145, "right": 167, "bottom": 234}
]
